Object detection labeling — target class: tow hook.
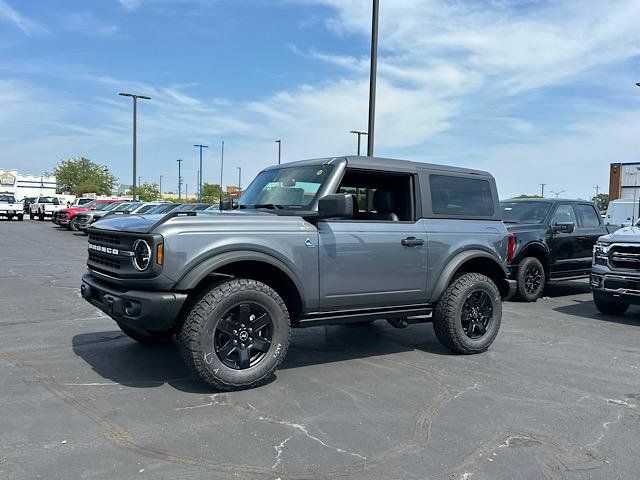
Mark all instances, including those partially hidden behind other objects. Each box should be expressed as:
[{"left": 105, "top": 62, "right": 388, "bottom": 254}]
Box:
[{"left": 387, "top": 318, "right": 408, "bottom": 329}]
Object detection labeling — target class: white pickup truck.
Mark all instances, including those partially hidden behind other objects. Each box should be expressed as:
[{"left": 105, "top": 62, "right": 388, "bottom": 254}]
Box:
[
  {"left": 0, "top": 193, "right": 23, "bottom": 221},
  {"left": 30, "top": 196, "right": 65, "bottom": 220}
]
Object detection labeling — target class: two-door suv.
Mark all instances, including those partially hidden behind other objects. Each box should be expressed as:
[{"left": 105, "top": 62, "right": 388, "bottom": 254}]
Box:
[{"left": 81, "top": 156, "right": 516, "bottom": 390}]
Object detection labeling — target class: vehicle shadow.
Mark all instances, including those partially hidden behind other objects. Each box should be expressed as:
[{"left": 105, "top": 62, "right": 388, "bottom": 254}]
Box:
[
  {"left": 553, "top": 299, "right": 640, "bottom": 327},
  {"left": 543, "top": 280, "right": 590, "bottom": 298},
  {"left": 72, "top": 322, "right": 449, "bottom": 393}
]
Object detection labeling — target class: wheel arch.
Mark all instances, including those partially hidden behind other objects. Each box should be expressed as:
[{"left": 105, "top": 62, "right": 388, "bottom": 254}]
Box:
[
  {"left": 430, "top": 250, "right": 510, "bottom": 302},
  {"left": 515, "top": 242, "right": 549, "bottom": 273},
  {"left": 174, "top": 251, "right": 305, "bottom": 324}
]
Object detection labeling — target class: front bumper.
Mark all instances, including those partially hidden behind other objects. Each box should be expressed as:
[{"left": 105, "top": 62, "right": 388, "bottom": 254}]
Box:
[
  {"left": 591, "top": 265, "right": 640, "bottom": 305},
  {"left": 81, "top": 273, "right": 188, "bottom": 332}
]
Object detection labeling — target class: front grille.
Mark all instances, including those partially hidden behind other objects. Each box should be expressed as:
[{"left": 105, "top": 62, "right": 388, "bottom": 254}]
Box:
[
  {"left": 609, "top": 245, "right": 640, "bottom": 270},
  {"left": 89, "top": 232, "right": 121, "bottom": 245},
  {"left": 88, "top": 251, "right": 121, "bottom": 269}
]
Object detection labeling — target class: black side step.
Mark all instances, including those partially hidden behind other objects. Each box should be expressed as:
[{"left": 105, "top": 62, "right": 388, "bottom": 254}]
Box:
[{"left": 298, "top": 305, "right": 432, "bottom": 328}]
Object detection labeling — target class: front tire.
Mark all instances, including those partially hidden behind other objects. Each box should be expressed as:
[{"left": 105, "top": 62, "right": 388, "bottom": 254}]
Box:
[
  {"left": 29, "top": 213, "right": 35, "bottom": 220},
  {"left": 516, "top": 257, "right": 546, "bottom": 302},
  {"left": 593, "top": 293, "right": 629, "bottom": 315},
  {"left": 117, "top": 322, "right": 173, "bottom": 345},
  {"left": 68, "top": 218, "right": 79, "bottom": 231},
  {"left": 17, "top": 214, "right": 23, "bottom": 221},
  {"left": 433, "top": 273, "right": 502, "bottom": 354},
  {"left": 178, "top": 279, "right": 291, "bottom": 390}
]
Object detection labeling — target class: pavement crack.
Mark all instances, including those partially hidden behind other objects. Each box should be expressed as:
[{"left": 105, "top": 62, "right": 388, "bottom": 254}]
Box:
[{"left": 272, "top": 436, "right": 292, "bottom": 470}]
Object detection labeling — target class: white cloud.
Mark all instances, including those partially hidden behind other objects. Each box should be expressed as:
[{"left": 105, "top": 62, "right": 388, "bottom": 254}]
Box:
[
  {"left": 61, "top": 12, "right": 120, "bottom": 37},
  {"left": 118, "top": 0, "right": 142, "bottom": 11},
  {"left": 0, "top": 0, "right": 45, "bottom": 36}
]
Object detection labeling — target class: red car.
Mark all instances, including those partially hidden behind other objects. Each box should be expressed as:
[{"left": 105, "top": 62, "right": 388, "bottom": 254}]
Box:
[{"left": 55, "top": 199, "right": 120, "bottom": 231}]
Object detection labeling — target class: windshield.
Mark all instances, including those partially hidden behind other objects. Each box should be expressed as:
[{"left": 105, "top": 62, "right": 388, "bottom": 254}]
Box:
[
  {"left": 113, "top": 203, "right": 140, "bottom": 212},
  {"left": 91, "top": 202, "right": 113, "bottom": 211},
  {"left": 102, "top": 202, "right": 122, "bottom": 211},
  {"left": 238, "top": 165, "right": 333, "bottom": 210},
  {"left": 148, "top": 203, "right": 179, "bottom": 214},
  {"left": 500, "top": 201, "right": 552, "bottom": 224},
  {"left": 39, "top": 197, "right": 59, "bottom": 204},
  {"left": 0, "top": 195, "right": 16, "bottom": 202}
]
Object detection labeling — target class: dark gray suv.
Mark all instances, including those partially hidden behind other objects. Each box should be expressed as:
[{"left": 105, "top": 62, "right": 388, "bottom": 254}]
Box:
[{"left": 81, "top": 156, "right": 516, "bottom": 390}]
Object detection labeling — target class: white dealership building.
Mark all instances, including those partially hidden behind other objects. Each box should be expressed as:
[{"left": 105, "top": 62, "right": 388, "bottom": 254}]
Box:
[{"left": 0, "top": 169, "right": 57, "bottom": 199}]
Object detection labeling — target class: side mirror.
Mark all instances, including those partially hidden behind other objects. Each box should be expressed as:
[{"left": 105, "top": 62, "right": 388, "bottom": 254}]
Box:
[
  {"left": 317, "top": 194, "right": 354, "bottom": 219},
  {"left": 219, "top": 199, "right": 234, "bottom": 210},
  {"left": 553, "top": 221, "right": 575, "bottom": 234}
]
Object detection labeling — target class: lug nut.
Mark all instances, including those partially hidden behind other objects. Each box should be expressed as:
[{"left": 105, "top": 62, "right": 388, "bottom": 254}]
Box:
[
  {"left": 240, "top": 343, "right": 245, "bottom": 348},
  {"left": 248, "top": 328, "right": 252, "bottom": 332},
  {"left": 233, "top": 330, "right": 237, "bottom": 335},
  {"left": 250, "top": 314, "right": 256, "bottom": 321},
  {"left": 233, "top": 340, "right": 237, "bottom": 344}
]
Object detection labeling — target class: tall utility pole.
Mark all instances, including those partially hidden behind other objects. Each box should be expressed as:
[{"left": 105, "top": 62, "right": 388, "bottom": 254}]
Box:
[
  {"left": 177, "top": 159, "right": 183, "bottom": 200},
  {"left": 119, "top": 92, "right": 151, "bottom": 201},
  {"left": 194, "top": 144, "right": 209, "bottom": 203},
  {"left": 237, "top": 167, "right": 242, "bottom": 194},
  {"left": 367, "top": 0, "right": 380, "bottom": 157},
  {"left": 197, "top": 170, "right": 200, "bottom": 199},
  {"left": 350, "top": 130, "right": 368, "bottom": 156},
  {"left": 275, "top": 140, "right": 282, "bottom": 165},
  {"left": 185, "top": 184, "right": 188, "bottom": 200},
  {"left": 540, "top": 183, "right": 546, "bottom": 197},
  {"left": 159, "top": 175, "right": 163, "bottom": 195},
  {"left": 220, "top": 140, "right": 225, "bottom": 204}
]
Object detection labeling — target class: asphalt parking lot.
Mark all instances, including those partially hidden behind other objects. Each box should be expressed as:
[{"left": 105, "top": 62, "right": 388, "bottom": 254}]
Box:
[{"left": 1, "top": 219, "right": 639, "bottom": 480}]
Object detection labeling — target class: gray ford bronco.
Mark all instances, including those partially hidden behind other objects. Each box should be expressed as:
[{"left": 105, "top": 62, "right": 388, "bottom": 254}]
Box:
[{"left": 81, "top": 156, "right": 516, "bottom": 390}]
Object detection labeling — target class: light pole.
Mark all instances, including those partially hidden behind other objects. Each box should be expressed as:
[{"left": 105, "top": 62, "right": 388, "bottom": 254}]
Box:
[
  {"left": 119, "top": 92, "right": 151, "bottom": 201},
  {"left": 539, "top": 183, "right": 546, "bottom": 197},
  {"left": 275, "top": 140, "right": 282, "bottom": 165},
  {"left": 237, "top": 167, "right": 242, "bottom": 195},
  {"left": 177, "top": 159, "right": 183, "bottom": 200},
  {"left": 159, "top": 175, "right": 163, "bottom": 196},
  {"left": 350, "top": 130, "right": 368, "bottom": 156},
  {"left": 194, "top": 144, "right": 209, "bottom": 203},
  {"left": 550, "top": 190, "right": 565, "bottom": 198},
  {"left": 367, "top": 0, "right": 379, "bottom": 157},
  {"left": 220, "top": 140, "right": 225, "bottom": 205}
]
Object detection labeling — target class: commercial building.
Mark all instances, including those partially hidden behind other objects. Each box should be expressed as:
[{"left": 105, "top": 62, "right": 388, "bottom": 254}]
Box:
[{"left": 0, "top": 169, "right": 57, "bottom": 199}]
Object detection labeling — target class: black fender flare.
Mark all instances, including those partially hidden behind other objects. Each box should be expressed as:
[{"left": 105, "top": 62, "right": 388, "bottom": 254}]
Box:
[
  {"left": 173, "top": 250, "right": 305, "bottom": 298},
  {"left": 429, "top": 249, "right": 509, "bottom": 302},
  {"left": 515, "top": 240, "right": 549, "bottom": 264}
]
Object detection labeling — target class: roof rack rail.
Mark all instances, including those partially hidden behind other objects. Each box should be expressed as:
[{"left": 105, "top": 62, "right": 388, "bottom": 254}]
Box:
[{"left": 145, "top": 210, "right": 197, "bottom": 233}]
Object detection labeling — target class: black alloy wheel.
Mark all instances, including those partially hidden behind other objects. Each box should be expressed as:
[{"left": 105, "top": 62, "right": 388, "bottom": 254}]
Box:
[
  {"left": 461, "top": 290, "right": 493, "bottom": 339},
  {"left": 214, "top": 303, "right": 273, "bottom": 370},
  {"left": 524, "top": 263, "right": 543, "bottom": 295}
]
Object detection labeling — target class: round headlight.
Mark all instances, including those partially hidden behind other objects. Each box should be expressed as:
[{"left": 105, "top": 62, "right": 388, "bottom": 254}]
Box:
[{"left": 132, "top": 239, "right": 151, "bottom": 271}]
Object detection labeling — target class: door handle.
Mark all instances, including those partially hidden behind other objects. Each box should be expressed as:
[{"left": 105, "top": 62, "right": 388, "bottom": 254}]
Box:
[
  {"left": 576, "top": 236, "right": 586, "bottom": 240},
  {"left": 401, "top": 237, "right": 425, "bottom": 247}
]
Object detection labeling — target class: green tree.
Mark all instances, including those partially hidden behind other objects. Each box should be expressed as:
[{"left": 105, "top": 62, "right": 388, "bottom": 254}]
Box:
[
  {"left": 136, "top": 183, "right": 161, "bottom": 201},
  {"left": 514, "top": 194, "right": 543, "bottom": 199},
  {"left": 592, "top": 193, "right": 609, "bottom": 212},
  {"left": 52, "top": 157, "right": 117, "bottom": 196},
  {"left": 202, "top": 183, "right": 223, "bottom": 204}
]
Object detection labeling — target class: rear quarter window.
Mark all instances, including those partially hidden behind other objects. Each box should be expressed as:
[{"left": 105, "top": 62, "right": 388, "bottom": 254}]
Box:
[
  {"left": 576, "top": 204, "right": 601, "bottom": 227},
  {"left": 430, "top": 175, "right": 495, "bottom": 217}
]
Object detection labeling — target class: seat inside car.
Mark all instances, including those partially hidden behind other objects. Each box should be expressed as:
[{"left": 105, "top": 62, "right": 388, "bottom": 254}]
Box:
[{"left": 370, "top": 189, "right": 399, "bottom": 221}]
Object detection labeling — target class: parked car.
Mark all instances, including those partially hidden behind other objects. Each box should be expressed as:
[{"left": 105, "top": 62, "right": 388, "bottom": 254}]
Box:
[
  {"left": 130, "top": 201, "right": 170, "bottom": 215},
  {"left": 145, "top": 203, "right": 181, "bottom": 215},
  {"left": 81, "top": 156, "right": 516, "bottom": 391},
  {"left": 75, "top": 201, "right": 128, "bottom": 233},
  {"left": 30, "top": 196, "right": 65, "bottom": 220},
  {"left": 603, "top": 199, "right": 638, "bottom": 228},
  {"left": 500, "top": 198, "right": 612, "bottom": 301},
  {"left": 591, "top": 226, "right": 640, "bottom": 315},
  {"left": 55, "top": 199, "right": 120, "bottom": 230},
  {"left": 0, "top": 193, "right": 23, "bottom": 220}
]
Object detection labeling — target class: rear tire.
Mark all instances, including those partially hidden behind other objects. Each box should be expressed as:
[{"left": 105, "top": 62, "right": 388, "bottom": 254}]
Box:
[
  {"left": 178, "top": 279, "right": 291, "bottom": 391},
  {"left": 17, "top": 214, "right": 23, "bottom": 221},
  {"left": 29, "top": 213, "right": 35, "bottom": 220},
  {"left": 433, "top": 273, "right": 502, "bottom": 354},
  {"left": 117, "top": 322, "right": 174, "bottom": 345},
  {"left": 6, "top": 214, "right": 13, "bottom": 221},
  {"left": 516, "top": 257, "right": 546, "bottom": 302},
  {"left": 593, "top": 293, "right": 629, "bottom": 315}
]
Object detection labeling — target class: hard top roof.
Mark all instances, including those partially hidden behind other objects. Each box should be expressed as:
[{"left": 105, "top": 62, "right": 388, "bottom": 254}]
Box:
[
  {"left": 262, "top": 155, "right": 491, "bottom": 176},
  {"left": 502, "top": 198, "right": 592, "bottom": 203}
]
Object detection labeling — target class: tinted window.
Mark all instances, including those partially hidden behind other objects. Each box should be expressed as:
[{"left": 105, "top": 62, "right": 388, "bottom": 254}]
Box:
[
  {"left": 38, "top": 197, "right": 59, "bottom": 204},
  {"left": 551, "top": 204, "right": 576, "bottom": 225},
  {"left": 430, "top": 175, "right": 494, "bottom": 216},
  {"left": 500, "top": 201, "right": 551, "bottom": 224},
  {"left": 576, "top": 204, "right": 601, "bottom": 227},
  {"left": 0, "top": 195, "right": 16, "bottom": 202}
]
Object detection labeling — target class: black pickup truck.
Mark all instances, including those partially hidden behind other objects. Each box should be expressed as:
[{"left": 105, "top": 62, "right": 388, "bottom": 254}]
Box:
[{"left": 500, "top": 198, "right": 611, "bottom": 301}]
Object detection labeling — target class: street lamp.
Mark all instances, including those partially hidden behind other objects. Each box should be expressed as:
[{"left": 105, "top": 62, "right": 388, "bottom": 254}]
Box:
[
  {"left": 349, "top": 130, "right": 368, "bottom": 156},
  {"left": 177, "top": 159, "right": 183, "bottom": 200},
  {"left": 237, "top": 167, "right": 242, "bottom": 195},
  {"left": 119, "top": 92, "right": 151, "bottom": 201},
  {"left": 550, "top": 190, "right": 565, "bottom": 198},
  {"left": 275, "top": 140, "right": 282, "bottom": 165},
  {"left": 194, "top": 144, "right": 209, "bottom": 203},
  {"left": 367, "top": 0, "right": 379, "bottom": 157}
]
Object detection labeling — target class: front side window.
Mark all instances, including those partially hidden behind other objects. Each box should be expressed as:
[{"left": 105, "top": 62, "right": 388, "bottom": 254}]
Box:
[
  {"left": 0, "top": 195, "right": 16, "bottom": 203},
  {"left": 430, "top": 175, "right": 494, "bottom": 216},
  {"left": 576, "top": 204, "right": 601, "bottom": 227},
  {"left": 551, "top": 204, "right": 577, "bottom": 225},
  {"left": 239, "top": 166, "right": 333, "bottom": 210}
]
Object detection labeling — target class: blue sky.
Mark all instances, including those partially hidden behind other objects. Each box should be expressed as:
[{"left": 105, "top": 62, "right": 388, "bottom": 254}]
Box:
[{"left": 1, "top": 0, "right": 640, "bottom": 198}]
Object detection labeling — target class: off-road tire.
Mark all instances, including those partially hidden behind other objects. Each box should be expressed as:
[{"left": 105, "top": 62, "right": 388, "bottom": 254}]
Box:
[
  {"left": 29, "top": 213, "right": 34, "bottom": 220},
  {"left": 516, "top": 257, "right": 546, "bottom": 302},
  {"left": 38, "top": 211, "right": 45, "bottom": 221},
  {"left": 433, "top": 272, "right": 502, "bottom": 354},
  {"left": 68, "top": 218, "right": 79, "bottom": 231},
  {"left": 178, "top": 278, "right": 291, "bottom": 391},
  {"left": 116, "top": 322, "right": 174, "bottom": 345},
  {"left": 593, "top": 293, "right": 629, "bottom": 315},
  {"left": 17, "top": 214, "right": 23, "bottom": 221}
]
